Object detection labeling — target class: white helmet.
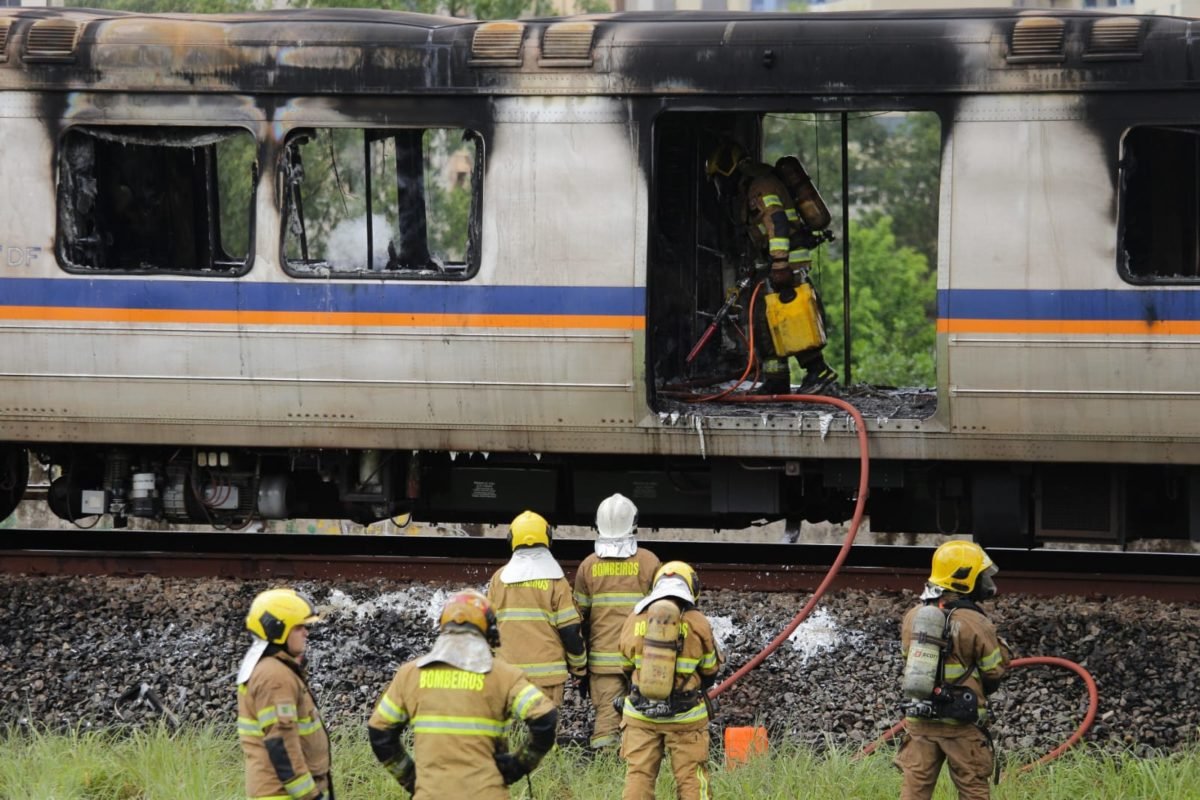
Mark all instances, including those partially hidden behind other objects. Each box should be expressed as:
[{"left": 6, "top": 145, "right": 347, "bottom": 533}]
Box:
[
  {"left": 597, "top": 493, "right": 637, "bottom": 538},
  {"left": 595, "top": 493, "right": 638, "bottom": 558}
]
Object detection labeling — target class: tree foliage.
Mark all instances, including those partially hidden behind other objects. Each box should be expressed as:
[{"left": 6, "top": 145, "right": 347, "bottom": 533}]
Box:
[{"left": 814, "top": 217, "right": 936, "bottom": 388}]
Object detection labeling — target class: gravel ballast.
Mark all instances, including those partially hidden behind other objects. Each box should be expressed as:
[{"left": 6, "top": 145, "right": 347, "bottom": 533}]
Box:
[{"left": 1, "top": 574, "right": 1197, "bottom": 758}]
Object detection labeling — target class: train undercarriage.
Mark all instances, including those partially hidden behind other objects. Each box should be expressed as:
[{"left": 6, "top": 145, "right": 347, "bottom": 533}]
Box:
[{"left": 0, "top": 443, "right": 1196, "bottom": 548}]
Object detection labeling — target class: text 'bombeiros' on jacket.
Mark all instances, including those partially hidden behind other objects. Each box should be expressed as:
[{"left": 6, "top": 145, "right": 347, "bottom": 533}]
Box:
[
  {"left": 573, "top": 548, "right": 660, "bottom": 674},
  {"left": 488, "top": 564, "right": 586, "bottom": 687},
  {"left": 367, "top": 650, "right": 557, "bottom": 800}
]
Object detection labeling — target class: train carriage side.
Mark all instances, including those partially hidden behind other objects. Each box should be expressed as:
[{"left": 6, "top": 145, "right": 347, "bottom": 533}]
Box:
[{"left": 0, "top": 10, "right": 1198, "bottom": 547}]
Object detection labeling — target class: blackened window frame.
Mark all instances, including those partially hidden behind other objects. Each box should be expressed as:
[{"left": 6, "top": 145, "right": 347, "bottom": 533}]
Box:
[
  {"left": 56, "top": 125, "right": 256, "bottom": 277},
  {"left": 278, "top": 126, "right": 484, "bottom": 282}
]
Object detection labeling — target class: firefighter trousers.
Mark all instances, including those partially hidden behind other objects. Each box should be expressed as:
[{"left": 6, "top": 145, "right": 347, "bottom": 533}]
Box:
[
  {"left": 620, "top": 722, "right": 711, "bottom": 800},
  {"left": 894, "top": 727, "right": 994, "bottom": 800},
  {"left": 589, "top": 674, "right": 625, "bottom": 748}
]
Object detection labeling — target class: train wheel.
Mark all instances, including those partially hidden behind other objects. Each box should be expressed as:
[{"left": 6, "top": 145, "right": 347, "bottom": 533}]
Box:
[{"left": 0, "top": 447, "right": 29, "bottom": 522}]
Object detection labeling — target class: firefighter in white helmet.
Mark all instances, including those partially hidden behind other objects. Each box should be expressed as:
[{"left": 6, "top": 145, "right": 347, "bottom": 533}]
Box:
[
  {"left": 237, "top": 588, "right": 331, "bottom": 800},
  {"left": 618, "top": 561, "right": 723, "bottom": 800},
  {"left": 368, "top": 589, "right": 558, "bottom": 798},
  {"left": 895, "top": 540, "right": 1013, "bottom": 800},
  {"left": 572, "top": 493, "right": 661, "bottom": 748},
  {"left": 486, "top": 510, "right": 586, "bottom": 705}
]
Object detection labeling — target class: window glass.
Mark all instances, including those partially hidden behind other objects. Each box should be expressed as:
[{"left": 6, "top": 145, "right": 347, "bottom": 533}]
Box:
[
  {"left": 282, "top": 127, "right": 481, "bottom": 279},
  {"left": 58, "top": 126, "right": 255, "bottom": 274},
  {"left": 1120, "top": 126, "right": 1200, "bottom": 282}
]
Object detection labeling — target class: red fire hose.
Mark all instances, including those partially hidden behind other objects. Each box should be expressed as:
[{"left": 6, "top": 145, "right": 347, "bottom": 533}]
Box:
[
  {"left": 857, "top": 656, "right": 1099, "bottom": 772},
  {"left": 675, "top": 315, "right": 1096, "bottom": 770},
  {"left": 701, "top": 393, "right": 871, "bottom": 699}
]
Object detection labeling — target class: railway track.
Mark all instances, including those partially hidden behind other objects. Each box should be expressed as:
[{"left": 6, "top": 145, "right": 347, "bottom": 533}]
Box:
[{"left": 0, "top": 529, "right": 1197, "bottom": 600}]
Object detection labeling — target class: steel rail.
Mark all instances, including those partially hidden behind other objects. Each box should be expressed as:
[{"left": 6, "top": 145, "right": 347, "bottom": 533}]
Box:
[{"left": 0, "top": 530, "right": 1196, "bottom": 600}]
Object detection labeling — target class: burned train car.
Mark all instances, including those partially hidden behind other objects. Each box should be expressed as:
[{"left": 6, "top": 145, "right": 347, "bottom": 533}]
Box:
[{"left": 0, "top": 8, "right": 1195, "bottom": 546}]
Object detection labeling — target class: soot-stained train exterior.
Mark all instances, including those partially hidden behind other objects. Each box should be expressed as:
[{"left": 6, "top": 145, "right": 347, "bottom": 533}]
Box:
[{"left": 0, "top": 7, "right": 1194, "bottom": 546}]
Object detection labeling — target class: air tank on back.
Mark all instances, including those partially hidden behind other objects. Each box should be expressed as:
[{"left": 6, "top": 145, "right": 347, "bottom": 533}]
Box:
[{"left": 901, "top": 604, "right": 947, "bottom": 700}]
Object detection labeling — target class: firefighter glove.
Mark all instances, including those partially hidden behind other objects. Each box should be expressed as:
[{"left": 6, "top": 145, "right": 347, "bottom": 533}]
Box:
[
  {"left": 495, "top": 747, "right": 542, "bottom": 785},
  {"left": 390, "top": 753, "right": 415, "bottom": 793},
  {"left": 574, "top": 675, "right": 590, "bottom": 701}
]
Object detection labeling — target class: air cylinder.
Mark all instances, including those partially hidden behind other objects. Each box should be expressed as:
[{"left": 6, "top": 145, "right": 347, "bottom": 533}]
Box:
[
  {"left": 638, "top": 599, "right": 682, "bottom": 701},
  {"left": 901, "top": 604, "right": 946, "bottom": 700}
]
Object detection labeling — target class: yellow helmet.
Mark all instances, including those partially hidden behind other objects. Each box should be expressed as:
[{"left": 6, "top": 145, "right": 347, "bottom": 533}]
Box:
[
  {"left": 928, "top": 540, "right": 994, "bottom": 595},
  {"left": 439, "top": 589, "right": 499, "bottom": 645},
  {"left": 508, "top": 509, "right": 552, "bottom": 550},
  {"left": 654, "top": 560, "right": 700, "bottom": 600},
  {"left": 246, "top": 588, "right": 319, "bottom": 644},
  {"left": 706, "top": 140, "right": 747, "bottom": 178}
]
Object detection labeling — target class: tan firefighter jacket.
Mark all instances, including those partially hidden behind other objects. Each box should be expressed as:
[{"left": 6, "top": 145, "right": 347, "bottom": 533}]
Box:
[
  {"left": 740, "top": 162, "right": 810, "bottom": 268},
  {"left": 573, "top": 548, "right": 660, "bottom": 675},
  {"left": 619, "top": 605, "right": 723, "bottom": 730},
  {"left": 900, "top": 595, "right": 1012, "bottom": 735},
  {"left": 367, "top": 655, "right": 556, "bottom": 800},
  {"left": 238, "top": 651, "right": 330, "bottom": 800},
  {"left": 487, "top": 570, "right": 586, "bottom": 688}
]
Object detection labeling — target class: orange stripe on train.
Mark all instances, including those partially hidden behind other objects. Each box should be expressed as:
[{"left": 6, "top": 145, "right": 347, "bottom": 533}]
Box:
[{"left": 0, "top": 306, "right": 646, "bottom": 330}]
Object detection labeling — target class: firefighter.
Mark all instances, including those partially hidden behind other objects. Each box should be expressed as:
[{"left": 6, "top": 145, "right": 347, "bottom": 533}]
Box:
[
  {"left": 487, "top": 509, "right": 587, "bottom": 705},
  {"left": 573, "top": 493, "right": 661, "bottom": 748},
  {"left": 237, "top": 588, "right": 332, "bottom": 800},
  {"left": 706, "top": 140, "right": 837, "bottom": 395},
  {"left": 368, "top": 589, "right": 558, "bottom": 799},
  {"left": 618, "top": 561, "right": 723, "bottom": 800},
  {"left": 895, "top": 540, "right": 1013, "bottom": 800}
]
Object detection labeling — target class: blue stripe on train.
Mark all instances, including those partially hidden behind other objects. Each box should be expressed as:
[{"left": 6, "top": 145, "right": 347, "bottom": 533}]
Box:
[
  {"left": 0, "top": 278, "right": 646, "bottom": 316},
  {"left": 938, "top": 289, "right": 1200, "bottom": 321}
]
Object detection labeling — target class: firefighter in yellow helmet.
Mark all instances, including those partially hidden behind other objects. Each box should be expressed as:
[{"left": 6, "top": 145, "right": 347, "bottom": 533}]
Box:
[
  {"left": 895, "top": 540, "right": 1013, "bottom": 800},
  {"left": 573, "top": 493, "right": 661, "bottom": 748},
  {"left": 486, "top": 510, "right": 587, "bottom": 705},
  {"left": 368, "top": 589, "right": 558, "bottom": 799},
  {"left": 706, "top": 139, "right": 836, "bottom": 395},
  {"left": 237, "top": 588, "right": 331, "bottom": 800},
  {"left": 618, "top": 561, "right": 723, "bottom": 800}
]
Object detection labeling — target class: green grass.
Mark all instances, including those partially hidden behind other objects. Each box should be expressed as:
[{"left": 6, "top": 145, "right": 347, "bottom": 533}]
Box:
[{"left": 1, "top": 724, "right": 1199, "bottom": 799}]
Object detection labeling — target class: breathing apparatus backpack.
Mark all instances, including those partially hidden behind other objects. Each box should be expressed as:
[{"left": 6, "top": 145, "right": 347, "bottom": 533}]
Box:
[
  {"left": 638, "top": 599, "right": 682, "bottom": 701},
  {"left": 900, "top": 606, "right": 980, "bottom": 723}
]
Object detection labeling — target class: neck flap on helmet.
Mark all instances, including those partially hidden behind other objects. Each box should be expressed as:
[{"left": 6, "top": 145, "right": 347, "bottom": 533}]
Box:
[
  {"left": 633, "top": 575, "right": 695, "bottom": 614},
  {"left": 595, "top": 536, "right": 637, "bottom": 559},
  {"left": 500, "top": 546, "right": 564, "bottom": 584},
  {"left": 416, "top": 628, "right": 494, "bottom": 674}
]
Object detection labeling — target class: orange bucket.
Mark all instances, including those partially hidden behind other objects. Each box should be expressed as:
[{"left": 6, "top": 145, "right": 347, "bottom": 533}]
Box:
[{"left": 724, "top": 726, "right": 768, "bottom": 766}]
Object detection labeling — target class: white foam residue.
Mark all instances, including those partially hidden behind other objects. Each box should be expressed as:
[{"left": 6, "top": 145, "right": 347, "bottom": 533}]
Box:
[
  {"left": 707, "top": 614, "right": 736, "bottom": 651},
  {"left": 322, "top": 587, "right": 446, "bottom": 623},
  {"left": 785, "top": 607, "right": 865, "bottom": 665}
]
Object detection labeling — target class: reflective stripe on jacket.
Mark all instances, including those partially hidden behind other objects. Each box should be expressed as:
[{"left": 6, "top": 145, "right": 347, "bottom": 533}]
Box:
[
  {"left": 367, "top": 657, "right": 556, "bottom": 800},
  {"left": 619, "top": 606, "right": 723, "bottom": 731},
  {"left": 238, "top": 652, "right": 330, "bottom": 800},
  {"left": 488, "top": 569, "right": 584, "bottom": 688},
  {"left": 573, "top": 548, "right": 660, "bottom": 674},
  {"left": 900, "top": 597, "right": 1012, "bottom": 733}
]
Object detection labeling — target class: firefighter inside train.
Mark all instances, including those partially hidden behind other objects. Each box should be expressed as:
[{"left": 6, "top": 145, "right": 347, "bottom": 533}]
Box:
[
  {"left": 896, "top": 540, "right": 1013, "bottom": 800},
  {"left": 705, "top": 140, "right": 837, "bottom": 395}
]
